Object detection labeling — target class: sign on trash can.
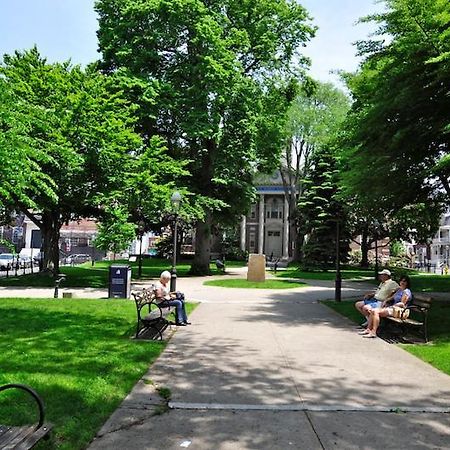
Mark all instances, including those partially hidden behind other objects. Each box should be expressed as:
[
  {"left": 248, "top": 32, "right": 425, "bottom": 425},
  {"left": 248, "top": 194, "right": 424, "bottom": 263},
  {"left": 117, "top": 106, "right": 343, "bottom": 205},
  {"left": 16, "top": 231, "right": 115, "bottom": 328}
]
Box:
[{"left": 108, "top": 265, "right": 131, "bottom": 298}]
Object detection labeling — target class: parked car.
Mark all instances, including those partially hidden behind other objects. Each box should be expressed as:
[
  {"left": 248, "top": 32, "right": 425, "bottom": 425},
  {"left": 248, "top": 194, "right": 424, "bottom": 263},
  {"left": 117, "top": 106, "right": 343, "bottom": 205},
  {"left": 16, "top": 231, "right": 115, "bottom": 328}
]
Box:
[
  {"left": 66, "top": 254, "right": 91, "bottom": 265},
  {"left": 0, "top": 253, "right": 17, "bottom": 270}
]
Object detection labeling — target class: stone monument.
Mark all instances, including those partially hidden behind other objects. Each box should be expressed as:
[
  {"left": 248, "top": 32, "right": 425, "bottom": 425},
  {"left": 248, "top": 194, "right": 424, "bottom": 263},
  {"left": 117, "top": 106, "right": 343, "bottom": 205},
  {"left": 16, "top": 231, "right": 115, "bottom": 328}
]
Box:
[{"left": 247, "top": 253, "right": 266, "bottom": 282}]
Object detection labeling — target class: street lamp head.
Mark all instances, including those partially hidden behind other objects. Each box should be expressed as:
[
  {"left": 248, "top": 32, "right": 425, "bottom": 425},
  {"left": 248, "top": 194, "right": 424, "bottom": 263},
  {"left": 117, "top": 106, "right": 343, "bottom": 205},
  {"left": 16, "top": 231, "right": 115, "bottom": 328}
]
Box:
[{"left": 171, "top": 191, "right": 182, "bottom": 211}]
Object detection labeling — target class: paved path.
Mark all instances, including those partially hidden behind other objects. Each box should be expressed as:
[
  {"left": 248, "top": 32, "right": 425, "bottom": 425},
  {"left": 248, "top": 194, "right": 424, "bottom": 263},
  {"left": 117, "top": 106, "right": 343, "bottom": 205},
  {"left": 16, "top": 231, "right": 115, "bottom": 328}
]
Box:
[{"left": 86, "top": 269, "right": 450, "bottom": 450}]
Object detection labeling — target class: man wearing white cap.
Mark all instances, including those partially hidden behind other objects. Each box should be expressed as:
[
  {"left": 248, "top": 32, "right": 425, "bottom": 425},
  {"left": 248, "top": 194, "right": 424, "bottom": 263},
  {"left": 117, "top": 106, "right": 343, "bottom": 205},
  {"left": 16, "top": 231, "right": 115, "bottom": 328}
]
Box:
[{"left": 355, "top": 269, "right": 399, "bottom": 327}]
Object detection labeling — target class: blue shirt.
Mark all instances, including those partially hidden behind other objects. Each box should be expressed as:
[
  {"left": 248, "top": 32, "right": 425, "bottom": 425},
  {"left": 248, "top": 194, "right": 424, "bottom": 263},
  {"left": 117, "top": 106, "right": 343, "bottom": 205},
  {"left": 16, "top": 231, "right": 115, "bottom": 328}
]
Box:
[{"left": 393, "top": 288, "right": 412, "bottom": 305}]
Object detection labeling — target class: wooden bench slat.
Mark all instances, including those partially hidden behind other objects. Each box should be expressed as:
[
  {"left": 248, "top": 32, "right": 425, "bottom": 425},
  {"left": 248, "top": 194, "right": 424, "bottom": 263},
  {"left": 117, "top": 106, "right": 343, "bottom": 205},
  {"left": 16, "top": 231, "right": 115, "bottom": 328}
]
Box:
[
  {"left": 0, "top": 425, "right": 35, "bottom": 449},
  {"left": 14, "top": 424, "right": 52, "bottom": 450},
  {"left": 383, "top": 294, "right": 433, "bottom": 342},
  {"left": 0, "top": 425, "right": 12, "bottom": 438}
]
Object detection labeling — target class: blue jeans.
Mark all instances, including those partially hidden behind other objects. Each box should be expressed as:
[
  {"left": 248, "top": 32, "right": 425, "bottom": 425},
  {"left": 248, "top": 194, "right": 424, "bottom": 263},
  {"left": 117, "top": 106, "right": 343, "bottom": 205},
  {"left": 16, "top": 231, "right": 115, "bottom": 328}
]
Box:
[{"left": 164, "top": 299, "right": 188, "bottom": 323}]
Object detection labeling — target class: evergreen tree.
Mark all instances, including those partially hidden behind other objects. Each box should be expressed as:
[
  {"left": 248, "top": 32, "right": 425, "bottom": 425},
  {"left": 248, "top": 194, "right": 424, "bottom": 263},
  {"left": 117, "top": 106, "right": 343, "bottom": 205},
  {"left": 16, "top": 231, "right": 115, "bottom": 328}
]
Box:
[{"left": 298, "top": 148, "right": 350, "bottom": 269}]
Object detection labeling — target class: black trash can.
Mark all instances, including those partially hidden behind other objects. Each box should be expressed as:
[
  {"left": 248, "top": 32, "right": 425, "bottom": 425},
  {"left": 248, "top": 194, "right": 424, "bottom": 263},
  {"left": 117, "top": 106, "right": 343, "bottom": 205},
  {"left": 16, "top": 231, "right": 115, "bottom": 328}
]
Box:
[{"left": 108, "top": 265, "right": 132, "bottom": 298}]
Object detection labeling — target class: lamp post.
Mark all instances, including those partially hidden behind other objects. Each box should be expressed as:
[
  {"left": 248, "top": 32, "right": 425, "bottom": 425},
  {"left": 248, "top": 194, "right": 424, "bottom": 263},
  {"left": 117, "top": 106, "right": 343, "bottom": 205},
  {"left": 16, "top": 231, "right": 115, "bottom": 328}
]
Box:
[
  {"left": 335, "top": 219, "right": 342, "bottom": 302},
  {"left": 170, "top": 191, "right": 182, "bottom": 292},
  {"left": 373, "top": 220, "right": 380, "bottom": 280},
  {"left": 138, "top": 219, "right": 145, "bottom": 279}
]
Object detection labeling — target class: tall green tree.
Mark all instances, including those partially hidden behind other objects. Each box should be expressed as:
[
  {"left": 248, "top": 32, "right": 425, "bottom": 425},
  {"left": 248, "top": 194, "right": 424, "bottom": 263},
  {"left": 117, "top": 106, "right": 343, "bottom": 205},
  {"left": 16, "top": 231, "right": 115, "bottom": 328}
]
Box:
[
  {"left": 96, "top": 0, "right": 315, "bottom": 274},
  {"left": 0, "top": 78, "right": 56, "bottom": 211},
  {"left": 298, "top": 145, "right": 351, "bottom": 269},
  {"left": 281, "top": 81, "right": 349, "bottom": 261},
  {"left": 341, "top": 0, "right": 450, "bottom": 217},
  {"left": 0, "top": 48, "right": 178, "bottom": 273}
]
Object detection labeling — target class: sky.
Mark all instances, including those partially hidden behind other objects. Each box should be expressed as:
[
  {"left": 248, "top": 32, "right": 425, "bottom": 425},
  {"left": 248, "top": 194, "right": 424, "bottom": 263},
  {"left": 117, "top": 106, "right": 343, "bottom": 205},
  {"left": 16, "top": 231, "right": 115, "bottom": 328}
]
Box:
[{"left": 0, "top": 0, "right": 383, "bottom": 87}]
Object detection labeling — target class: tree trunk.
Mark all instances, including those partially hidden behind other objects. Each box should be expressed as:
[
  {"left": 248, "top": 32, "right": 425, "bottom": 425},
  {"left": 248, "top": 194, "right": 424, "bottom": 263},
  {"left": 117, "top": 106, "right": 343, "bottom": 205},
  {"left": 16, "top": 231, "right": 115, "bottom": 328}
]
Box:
[
  {"left": 360, "top": 228, "right": 369, "bottom": 268},
  {"left": 190, "top": 213, "right": 212, "bottom": 275},
  {"left": 190, "top": 137, "right": 215, "bottom": 275},
  {"left": 41, "top": 210, "right": 61, "bottom": 275}
]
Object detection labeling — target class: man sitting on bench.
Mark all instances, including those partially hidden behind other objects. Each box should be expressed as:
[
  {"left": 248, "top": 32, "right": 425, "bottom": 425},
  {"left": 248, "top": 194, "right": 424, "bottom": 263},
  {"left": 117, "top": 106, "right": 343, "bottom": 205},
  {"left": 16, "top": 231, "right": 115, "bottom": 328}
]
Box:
[
  {"left": 354, "top": 269, "right": 399, "bottom": 328},
  {"left": 360, "top": 275, "right": 412, "bottom": 338}
]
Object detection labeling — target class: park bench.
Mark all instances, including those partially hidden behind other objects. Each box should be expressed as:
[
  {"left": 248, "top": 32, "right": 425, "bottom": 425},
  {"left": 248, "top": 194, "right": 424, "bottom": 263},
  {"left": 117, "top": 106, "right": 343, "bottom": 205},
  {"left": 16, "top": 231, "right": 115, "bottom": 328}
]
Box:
[
  {"left": 266, "top": 257, "right": 280, "bottom": 273},
  {"left": 383, "top": 294, "right": 433, "bottom": 342},
  {"left": 0, "top": 383, "right": 52, "bottom": 450},
  {"left": 210, "top": 253, "right": 226, "bottom": 272},
  {"left": 132, "top": 286, "right": 174, "bottom": 340}
]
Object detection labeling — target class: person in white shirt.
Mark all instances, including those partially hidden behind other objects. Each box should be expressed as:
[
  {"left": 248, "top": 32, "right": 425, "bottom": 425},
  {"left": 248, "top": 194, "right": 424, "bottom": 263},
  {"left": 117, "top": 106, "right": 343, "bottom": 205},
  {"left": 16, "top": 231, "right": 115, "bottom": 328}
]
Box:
[{"left": 154, "top": 271, "right": 190, "bottom": 326}]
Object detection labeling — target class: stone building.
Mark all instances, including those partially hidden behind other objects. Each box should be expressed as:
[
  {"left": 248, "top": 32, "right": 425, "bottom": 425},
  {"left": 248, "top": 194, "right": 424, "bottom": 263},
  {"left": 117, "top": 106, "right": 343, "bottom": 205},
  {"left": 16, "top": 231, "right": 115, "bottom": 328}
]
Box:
[{"left": 239, "top": 172, "right": 292, "bottom": 259}]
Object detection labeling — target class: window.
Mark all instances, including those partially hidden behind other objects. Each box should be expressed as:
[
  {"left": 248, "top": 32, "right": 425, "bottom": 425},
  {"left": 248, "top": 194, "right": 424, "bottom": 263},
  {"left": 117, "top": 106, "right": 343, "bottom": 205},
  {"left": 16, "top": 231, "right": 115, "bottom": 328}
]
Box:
[
  {"left": 250, "top": 204, "right": 257, "bottom": 219},
  {"left": 268, "top": 231, "right": 281, "bottom": 237},
  {"left": 249, "top": 231, "right": 256, "bottom": 251},
  {"left": 266, "top": 198, "right": 283, "bottom": 220}
]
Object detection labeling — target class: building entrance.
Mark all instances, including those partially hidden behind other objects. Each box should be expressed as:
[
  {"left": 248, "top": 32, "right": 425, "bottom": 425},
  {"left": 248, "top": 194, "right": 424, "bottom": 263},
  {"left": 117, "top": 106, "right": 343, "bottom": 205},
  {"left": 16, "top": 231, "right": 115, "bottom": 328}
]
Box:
[{"left": 265, "top": 229, "right": 282, "bottom": 257}]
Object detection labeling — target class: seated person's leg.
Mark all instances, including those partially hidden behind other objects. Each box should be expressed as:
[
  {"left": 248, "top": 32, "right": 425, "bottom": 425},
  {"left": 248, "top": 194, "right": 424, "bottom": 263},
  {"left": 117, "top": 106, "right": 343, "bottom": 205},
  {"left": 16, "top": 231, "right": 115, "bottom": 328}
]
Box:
[
  {"left": 370, "top": 310, "right": 382, "bottom": 336},
  {"left": 362, "top": 304, "right": 373, "bottom": 317},
  {"left": 355, "top": 300, "right": 365, "bottom": 314},
  {"left": 167, "top": 299, "right": 184, "bottom": 324}
]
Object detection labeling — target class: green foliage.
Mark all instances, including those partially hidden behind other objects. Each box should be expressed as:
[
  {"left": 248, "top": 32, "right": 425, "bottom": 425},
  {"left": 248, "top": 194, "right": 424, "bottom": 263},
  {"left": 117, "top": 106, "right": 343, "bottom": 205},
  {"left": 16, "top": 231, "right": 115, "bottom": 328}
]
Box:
[
  {"left": 298, "top": 147, "right": 351, "bottom": 269},
  {"left": 390, "top": 240, "right": 405, "bottom": 257},
  {"left": 220, "top": 227, "right": 248, "bottom": 261},
  {"left": 94, "top": 207, "right": 136, "bottom": 254},
  {"left": 340, "top": 0, "right": 450, "bottom": 222},
  {"left": 281, "top": 80, "right": 350, "bottom": 261},
  {"left": 96, "top": 0, "right": 316, "bottom": 272},
  {"left": 0, "top": 78, "right": 56, "bottom": 210},
  {"left": 0, "top": 48, "right": 147, "bottom": 271}
]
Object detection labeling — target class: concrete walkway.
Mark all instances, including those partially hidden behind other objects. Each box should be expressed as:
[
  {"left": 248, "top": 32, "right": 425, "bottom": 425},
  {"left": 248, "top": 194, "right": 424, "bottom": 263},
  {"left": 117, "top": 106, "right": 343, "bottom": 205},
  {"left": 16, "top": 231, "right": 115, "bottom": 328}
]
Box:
[{"left": 83, "top": 268, "right": 450, "bottom": 450}]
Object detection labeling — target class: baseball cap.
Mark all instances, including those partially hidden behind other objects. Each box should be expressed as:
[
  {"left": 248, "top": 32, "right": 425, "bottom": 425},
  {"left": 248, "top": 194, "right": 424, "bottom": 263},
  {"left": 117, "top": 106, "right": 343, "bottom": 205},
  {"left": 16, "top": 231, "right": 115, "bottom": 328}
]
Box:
[{"left": 378, "top": 269, "right": 391, "bottom": 276}]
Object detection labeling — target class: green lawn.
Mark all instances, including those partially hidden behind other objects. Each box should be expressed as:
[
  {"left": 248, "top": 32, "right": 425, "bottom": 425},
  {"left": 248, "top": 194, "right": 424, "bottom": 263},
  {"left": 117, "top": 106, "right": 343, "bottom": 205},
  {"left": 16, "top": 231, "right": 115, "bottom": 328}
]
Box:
[
  {"left": 276, "top": 266, "right": 450, "bottom": 292},
  {"left": 276, "top": 267, "right": 375, "bottom": 281},
  {"left": 322, "top": 299, "right": 450, "bottom": 376},
  {"left": 0, "top": 298, "right": 196, "bottom": 450},
  {"left": 0, "top": 258, "right": 247, "bottom": 288},
  {"left": 203, "top": 278, "right": 307, "bottom": 289}
]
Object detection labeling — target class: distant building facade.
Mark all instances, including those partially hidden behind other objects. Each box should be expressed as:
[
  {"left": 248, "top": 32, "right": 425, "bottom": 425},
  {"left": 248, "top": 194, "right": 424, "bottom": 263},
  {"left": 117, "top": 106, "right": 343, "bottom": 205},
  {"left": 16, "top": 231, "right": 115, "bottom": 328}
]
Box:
[
  {"left": 240, "top": 172, "right": 292, "bottom": 259},
  {"left": 407, "top": 210, "right": 450, "bottom": 271}
]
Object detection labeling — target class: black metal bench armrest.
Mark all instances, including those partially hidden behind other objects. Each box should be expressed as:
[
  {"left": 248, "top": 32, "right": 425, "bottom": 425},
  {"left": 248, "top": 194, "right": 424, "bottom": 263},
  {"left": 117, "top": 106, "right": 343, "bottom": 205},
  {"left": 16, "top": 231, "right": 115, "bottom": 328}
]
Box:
[{"left": 0, "top": 384, "right": 45, "bottom": 430}]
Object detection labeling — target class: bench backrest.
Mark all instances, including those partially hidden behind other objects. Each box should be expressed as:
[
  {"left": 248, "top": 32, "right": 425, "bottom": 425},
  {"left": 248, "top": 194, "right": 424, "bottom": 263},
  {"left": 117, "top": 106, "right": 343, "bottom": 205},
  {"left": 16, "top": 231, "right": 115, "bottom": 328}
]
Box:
[
  {"left": 410, "top": 294, "right": 432, "bottom": 311},
  {"left": 132, "top": 286, "right": 157, "bottom": 311}
]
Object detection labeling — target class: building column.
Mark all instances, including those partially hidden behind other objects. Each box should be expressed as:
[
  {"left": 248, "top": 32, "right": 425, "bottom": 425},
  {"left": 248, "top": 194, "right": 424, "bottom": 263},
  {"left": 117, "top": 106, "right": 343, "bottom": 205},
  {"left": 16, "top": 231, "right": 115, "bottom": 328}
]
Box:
[
  {"left": 240, "top": 215, "right": 246, "bottom": 252},
  {"left": 258, "top": 194, "right": 265, "bottom": 254},
  {"left": 283, "top": 196, "right": 289, "bottom": 258}
]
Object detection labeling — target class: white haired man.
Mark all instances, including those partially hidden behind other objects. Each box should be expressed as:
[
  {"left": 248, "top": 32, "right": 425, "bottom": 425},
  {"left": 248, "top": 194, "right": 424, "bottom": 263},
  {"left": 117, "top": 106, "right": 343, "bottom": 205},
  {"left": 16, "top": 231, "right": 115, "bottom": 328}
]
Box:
[{"left": 154, "top": 271, "right": 190, "bottom": 326}]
